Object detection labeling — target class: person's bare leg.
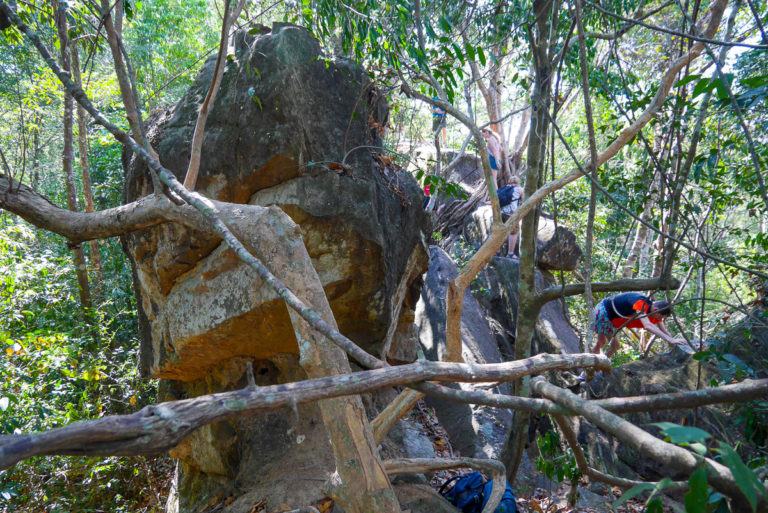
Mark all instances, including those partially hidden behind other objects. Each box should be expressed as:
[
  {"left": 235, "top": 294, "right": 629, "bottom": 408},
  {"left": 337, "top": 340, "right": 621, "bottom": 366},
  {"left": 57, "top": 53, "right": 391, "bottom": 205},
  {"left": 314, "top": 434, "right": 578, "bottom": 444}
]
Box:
[
  {"left": 606, "top": 336, "right": 620, "bottom": 358},
  {"left": 592, "top": 333, "right": 607, "bottom": 354},
  {"left": 507, "top": 233, "right": 518, "bottom": 257}
]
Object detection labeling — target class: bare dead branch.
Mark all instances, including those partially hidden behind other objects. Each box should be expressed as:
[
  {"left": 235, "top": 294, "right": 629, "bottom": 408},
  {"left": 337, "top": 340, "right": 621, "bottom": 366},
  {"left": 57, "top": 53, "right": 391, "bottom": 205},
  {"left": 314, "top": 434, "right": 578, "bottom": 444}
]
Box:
[
  {"left": 0, "top": 354, "right": 607, "bottom": 470},
  {"left": 535, "top": 277, "right": 681, "bottom": 306},
  {"left": 584, "top": 0, "right": 766, "bottom": 48},
  {"left": 531, "top": 377, "right": 768, "bottom": 507},
  {"left": 552, "top": 414, "right": 689, "bottom": 492},
  {"left": 417, "top": 378, "right": 768, "bottom": 416}
]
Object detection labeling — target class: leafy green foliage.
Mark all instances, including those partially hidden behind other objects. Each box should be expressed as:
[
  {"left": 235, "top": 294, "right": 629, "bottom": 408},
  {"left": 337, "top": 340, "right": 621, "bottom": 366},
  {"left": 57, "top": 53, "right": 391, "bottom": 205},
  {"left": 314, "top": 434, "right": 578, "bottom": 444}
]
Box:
[
  {"left": 0, "top": 221, "right": 165, "bottom": 512},
  {"left": 417, "top": 170, "right": 468, "bottom": 200},
  {"left": 536, "top": 430, "right": 581, "bottom": 487},
  {"left": 651, "top": 422, "right": 712, "bottom": 455},
  {"left": 614, "top": 478, "right": 676, "bottom": 512},
  {"left": 716, "top": 443, "right": 765, "bottom": 513},
  {"left": 684, "top": 467, "right": 709, "bottom": 513}
]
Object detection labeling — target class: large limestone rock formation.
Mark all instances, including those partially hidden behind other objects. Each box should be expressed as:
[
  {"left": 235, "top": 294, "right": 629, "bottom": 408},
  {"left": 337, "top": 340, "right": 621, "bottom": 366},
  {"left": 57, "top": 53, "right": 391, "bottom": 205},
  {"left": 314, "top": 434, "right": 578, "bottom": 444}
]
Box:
[{"left": 122, "top": 23, "right": 430, "bottom": 511}]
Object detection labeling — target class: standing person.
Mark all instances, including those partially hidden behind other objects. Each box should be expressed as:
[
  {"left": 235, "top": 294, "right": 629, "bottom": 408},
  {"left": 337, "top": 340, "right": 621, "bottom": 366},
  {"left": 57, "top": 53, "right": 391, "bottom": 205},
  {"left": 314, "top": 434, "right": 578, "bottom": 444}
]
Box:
[
  {"left": 481, "top": 128, "right": 502, "bottom": 185},
  {"left": 591, "top": 292, "right": 685, "bottom": 358},
  {"left": 497, "top": 175, "right": 523, "bottom": 258}
]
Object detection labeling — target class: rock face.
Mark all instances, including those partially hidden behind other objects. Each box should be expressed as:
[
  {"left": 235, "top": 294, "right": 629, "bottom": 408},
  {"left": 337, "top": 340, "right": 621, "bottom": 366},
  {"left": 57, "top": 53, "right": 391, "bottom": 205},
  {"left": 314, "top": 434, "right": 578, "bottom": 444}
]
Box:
[
  {"left": 475, "top": 258, "right": 581, "bottom": 356},
  {"left": 123, "top": 23, "right": 430, "bottom": 511},
  {"left": 415, "top": 246, "right": 514, "bottom": 460},
  {"left": 464, "top": 206, "right": 582, "bottom": 272}
]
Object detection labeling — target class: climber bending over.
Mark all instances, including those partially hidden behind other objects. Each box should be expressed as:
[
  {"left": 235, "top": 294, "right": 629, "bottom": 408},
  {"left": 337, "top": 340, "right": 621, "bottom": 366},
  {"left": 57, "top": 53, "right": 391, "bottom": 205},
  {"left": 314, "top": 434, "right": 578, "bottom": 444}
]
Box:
[{"left": 592, "top": 292, "right": 685, "bottom": 358}]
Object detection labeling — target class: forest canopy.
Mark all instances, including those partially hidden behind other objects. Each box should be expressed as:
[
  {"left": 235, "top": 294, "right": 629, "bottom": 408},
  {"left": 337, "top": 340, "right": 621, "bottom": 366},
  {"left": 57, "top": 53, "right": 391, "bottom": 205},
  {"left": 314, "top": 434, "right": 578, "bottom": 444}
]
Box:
[{"left": 1, "top": 0, "right": 767, "bottom": 511}]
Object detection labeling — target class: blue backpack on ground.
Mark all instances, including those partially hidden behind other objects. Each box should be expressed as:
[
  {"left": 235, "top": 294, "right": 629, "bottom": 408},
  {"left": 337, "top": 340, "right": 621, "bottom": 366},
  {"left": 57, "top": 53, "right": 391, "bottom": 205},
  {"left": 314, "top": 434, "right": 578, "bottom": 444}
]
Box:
[{"left": 439, "top": 471, "right": 517, "bottom": 513}]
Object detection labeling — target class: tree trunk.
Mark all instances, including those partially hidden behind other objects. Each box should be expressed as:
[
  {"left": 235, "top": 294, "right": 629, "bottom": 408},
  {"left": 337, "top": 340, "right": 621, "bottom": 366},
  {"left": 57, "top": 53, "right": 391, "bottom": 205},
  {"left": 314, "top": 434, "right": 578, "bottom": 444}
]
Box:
[
  {"left": 71, "top": 43, "right": 104, "bottom": 289},
  {"left": 622, "top": 196, "right": 653, "bottom": 278},
  {"left": 476, "top": 43, "right": 512, "bottom": 185},
  {"left": 53, "top": 0, "right": 92, "bottom": 313},
  {"left": 509, "top": 105, "right": 530, "bottom": 176},
  {"left": 501, "top": 0, "right": 555, "bottom": 482}
]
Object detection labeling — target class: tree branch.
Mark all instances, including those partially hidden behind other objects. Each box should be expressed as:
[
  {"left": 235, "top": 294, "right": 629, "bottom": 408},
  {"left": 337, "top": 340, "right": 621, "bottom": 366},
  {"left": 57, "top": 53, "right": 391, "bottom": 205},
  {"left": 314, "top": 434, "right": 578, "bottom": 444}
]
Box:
[
  {"left": 0, "top": 353, "right": 607, "bottom": 470},
  {"left": 0, "top": 173, "right": 178, "bottom": 242},
  {"left": 531, "top": 377, "right": 768, "bottom": 507},
  {"left": 584, "top": 0, "right": 766, "bottom": 48},
  {"left": 552, "top": 414, "right": 689, "bottom": 492},
  {"left": 418, "top": 377, "right": 768, "bottom": 416},
  {"left": 182, "top": 0, "right": 246, "bottom": 190},
  {"left": 534, "top": 277, "right": 681, "bottom": 307}
]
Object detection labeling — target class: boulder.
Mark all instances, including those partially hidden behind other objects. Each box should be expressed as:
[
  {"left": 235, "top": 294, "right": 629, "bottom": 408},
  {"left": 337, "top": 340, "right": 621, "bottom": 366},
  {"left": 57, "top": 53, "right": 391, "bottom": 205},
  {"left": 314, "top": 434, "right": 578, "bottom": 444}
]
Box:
[
  {"left": 122, "top": 23, "right": 430, "bottom": 511},
  {"left": 125, "top": 23, "right": 430, "bottom": 379},
  {"left": 535, "top": 214, "right": 582, "bottom": 271},
  {"left": 415, "top": 246, "right": 513, "bottom": 460},
  {"left": 407, "top": 145, "right": 483, "bottom": 188},
  {"left": 463, "top": 206, "right": 582, "bottom": 272},
  {"left": 474, "top": 257, "right": 581, "bottom": 356}
]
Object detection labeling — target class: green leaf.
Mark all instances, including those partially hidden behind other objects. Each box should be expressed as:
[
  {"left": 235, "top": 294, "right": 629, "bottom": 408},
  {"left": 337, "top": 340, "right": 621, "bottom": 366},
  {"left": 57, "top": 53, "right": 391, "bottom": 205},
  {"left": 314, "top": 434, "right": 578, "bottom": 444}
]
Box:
[
  {"left": 651, "top": 422, "right": 712, "bottom": 445},
  {"left": 690, "top": 442, "right": 708, "bottom": 455},
  {"left": 438, "top": 15, "right": 452, "bottom": 33},
  {"left": 684, "top": 467, "right": 709, "bottom": 513},
  {"left": 692, "top": 77, "right": 715, "bottom": 97},
  {"left": 647, "top": 497, "right": 664, "bottom": 513},
  {"left": 424, "top": 21, "right": 437, "bottom": 39},
  {"left": 464, "top": 42, "right": 476, "bottom": 61},
  {"left": 477, "top": 46, "right": 486, "bottom": 66},
  {"left": 707, "top": 149, "right": 719, "bottom": 171},
  {"left": 721, "top": 353, "right": 748, "bottom": 369},
  {"left": 452, "top": 43, "right": 464, "bottom": 64},
  {"left": 717, "top": 443, "right": 762, "bottom": 512},
  {"left": 614, "top": 483, "right": 655, "bottom": 507},
  {"left": 693, "top": 350, "right": 711, "bottom": 360},
  {"left": 674, "top": 74, "right": 701, "bottom": 88}
]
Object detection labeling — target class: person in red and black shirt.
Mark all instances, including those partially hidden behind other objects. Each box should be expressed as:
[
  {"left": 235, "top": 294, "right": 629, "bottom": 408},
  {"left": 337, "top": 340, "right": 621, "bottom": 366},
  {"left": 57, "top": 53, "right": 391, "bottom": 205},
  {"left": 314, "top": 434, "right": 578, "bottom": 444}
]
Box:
[{"left": 592, "top": 292, "right": 685, "bottom": 357}]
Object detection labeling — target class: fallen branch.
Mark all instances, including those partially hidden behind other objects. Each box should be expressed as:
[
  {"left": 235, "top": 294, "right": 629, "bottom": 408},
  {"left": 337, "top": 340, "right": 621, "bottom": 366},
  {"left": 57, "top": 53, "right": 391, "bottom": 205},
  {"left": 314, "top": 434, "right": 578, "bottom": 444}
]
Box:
[
  {"left": 418, "top": 378, "right": 768, "bottom": 416},
  {"left": 551, "top": 414, "right": 689, "bottom": 492},
  {"left": 534, "top": 277, "right": 681, "bottom": 307},
  {"left": 531, "top": 377, "right": 767, "bottom": 508},
  {"left": 0, "top": 353, "right": 606, "bottom": 470}
]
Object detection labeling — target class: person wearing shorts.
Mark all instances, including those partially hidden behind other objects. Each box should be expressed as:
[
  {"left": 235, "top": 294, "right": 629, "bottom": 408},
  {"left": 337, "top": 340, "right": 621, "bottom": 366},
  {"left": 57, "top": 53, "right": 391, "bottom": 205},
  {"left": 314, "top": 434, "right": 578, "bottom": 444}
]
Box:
[
  {"left": 481, "top": 128, "right": 502, "bottom": 185},
  {"left": 591, "top": 292, "right": 685, "bottom": 358},
  {"left": 499, "top": 175, "right": 522, "bottom": 258}
]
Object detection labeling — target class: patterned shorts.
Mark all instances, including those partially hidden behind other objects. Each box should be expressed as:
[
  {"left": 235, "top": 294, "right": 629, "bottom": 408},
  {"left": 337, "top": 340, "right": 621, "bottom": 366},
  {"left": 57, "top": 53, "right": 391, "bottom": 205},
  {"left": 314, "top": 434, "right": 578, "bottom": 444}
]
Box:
[{"left": 593, "top": 301, "right": 616, "bottom": 337}]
